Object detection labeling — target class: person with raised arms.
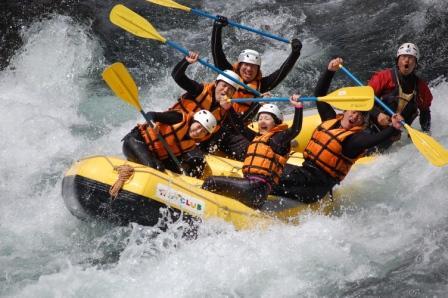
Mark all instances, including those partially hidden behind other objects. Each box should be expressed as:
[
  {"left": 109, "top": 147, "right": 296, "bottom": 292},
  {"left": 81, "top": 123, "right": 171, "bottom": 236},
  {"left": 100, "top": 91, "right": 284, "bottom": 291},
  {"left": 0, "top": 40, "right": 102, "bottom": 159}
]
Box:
[
  {"left": 122, "top": 109, "right": 217, "bottom": 178},
  {"left": 367, "top": 42, "right": 433, "bottom": 151},
  {"left": 210, "top": 16, "right": 302, "bottom": 160},
  {"left": 271, "top": 58, "right": 404, "bottom": 203},
  {"left": 170, "top": 51, "right": 247, "bottom": 154},
  {"left": 202, "top": 99, "right": 304, "bottom": 209}
]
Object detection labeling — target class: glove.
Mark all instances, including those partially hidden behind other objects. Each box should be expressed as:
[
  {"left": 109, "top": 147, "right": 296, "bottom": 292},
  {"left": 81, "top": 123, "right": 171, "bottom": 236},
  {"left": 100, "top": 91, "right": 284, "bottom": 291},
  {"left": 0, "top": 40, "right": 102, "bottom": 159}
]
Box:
[
  {"left": 291, "top": 38, "right": 302, "bottom": 51},
  {"left": 215, "top": 15, "right": 228, "bottom": 27}
]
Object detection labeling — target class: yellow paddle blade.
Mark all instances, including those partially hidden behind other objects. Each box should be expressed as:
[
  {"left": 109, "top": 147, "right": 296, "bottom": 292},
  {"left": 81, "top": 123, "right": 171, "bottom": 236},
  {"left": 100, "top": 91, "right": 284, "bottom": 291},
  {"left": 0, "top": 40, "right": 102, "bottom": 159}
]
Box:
[
  {"left": 319, "top": 86, "right": 374, "bottom": 111},
  {"left": 102, "top": 62, "right": 142, "bottom": 111},
  {"left": 110, "top": 4, "right": 166, "bottom": 42},
  {"left": 404, "top": 124, "right": 448, "bottom": 167},
  {"left": 147, "top": 0, "right": 191, "bottom": 11}
]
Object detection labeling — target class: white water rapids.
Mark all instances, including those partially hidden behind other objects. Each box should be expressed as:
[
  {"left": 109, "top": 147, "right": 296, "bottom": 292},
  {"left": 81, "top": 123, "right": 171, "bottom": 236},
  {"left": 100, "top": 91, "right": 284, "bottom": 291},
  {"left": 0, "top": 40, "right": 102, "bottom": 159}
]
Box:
[{"left": 1, "top": 5, "right": 447, "bottom": 297}]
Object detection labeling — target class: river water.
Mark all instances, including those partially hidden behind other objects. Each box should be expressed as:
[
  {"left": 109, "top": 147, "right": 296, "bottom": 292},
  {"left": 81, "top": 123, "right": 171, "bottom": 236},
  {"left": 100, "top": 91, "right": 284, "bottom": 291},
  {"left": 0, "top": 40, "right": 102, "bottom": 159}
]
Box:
[{"left": 1, "top": 0, "right": 448, "bottom": 296}]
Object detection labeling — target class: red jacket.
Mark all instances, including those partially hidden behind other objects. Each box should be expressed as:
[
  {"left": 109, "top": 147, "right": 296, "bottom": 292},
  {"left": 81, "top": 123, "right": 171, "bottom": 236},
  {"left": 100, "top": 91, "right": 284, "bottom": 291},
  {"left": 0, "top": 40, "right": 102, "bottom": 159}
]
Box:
[{"left": 368, "top": 68, "right": 433, "bottom": 130}]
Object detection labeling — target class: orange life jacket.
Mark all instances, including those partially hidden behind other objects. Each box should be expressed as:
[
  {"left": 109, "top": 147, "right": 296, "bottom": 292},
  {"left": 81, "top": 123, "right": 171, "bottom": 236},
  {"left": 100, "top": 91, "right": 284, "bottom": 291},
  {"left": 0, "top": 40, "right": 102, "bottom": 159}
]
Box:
[
  {"left": 242, "top": 124, "right": 289, "bottom": 184},
  {"left": 303, "top": 115, "right": 365, "bottom": 181},
  {"left": 231, "top": 63, "right": 262, "bottom": 115},
  {"left": 138, "top": 111, "right": 196, "bottom": 160},
  {"left": 171, "top": 83, "right": 225, "bottom": 141}
]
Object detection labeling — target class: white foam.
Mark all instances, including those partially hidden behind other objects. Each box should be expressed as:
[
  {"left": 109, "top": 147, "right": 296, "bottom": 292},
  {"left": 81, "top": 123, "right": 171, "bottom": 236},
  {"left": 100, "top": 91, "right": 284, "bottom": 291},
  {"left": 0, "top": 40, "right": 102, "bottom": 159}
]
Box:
[{"left": 2, "top": 8, "right": 448, "bottom": 298}]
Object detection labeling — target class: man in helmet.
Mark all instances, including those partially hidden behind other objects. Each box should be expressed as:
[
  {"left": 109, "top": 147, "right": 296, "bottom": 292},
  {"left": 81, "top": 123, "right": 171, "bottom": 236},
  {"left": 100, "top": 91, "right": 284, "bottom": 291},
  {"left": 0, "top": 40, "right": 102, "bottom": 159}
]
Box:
[
  {"left": 210, "top": 15, "right": 302, "bottom": 160},
  {"left": 271, "top": 58, "right": 404, "bottom": 203},
  {"left": 202, "top": 100, "right": 304, "bottom": 209},
  {"left": 171, "top": 52, "right": 242, "bottom": 145},
  {"left": 367, "top": 42, "right": 433, "bottom": 151},
  {"left": 122, "top": 109, "right": 217, "bottom": 178}
]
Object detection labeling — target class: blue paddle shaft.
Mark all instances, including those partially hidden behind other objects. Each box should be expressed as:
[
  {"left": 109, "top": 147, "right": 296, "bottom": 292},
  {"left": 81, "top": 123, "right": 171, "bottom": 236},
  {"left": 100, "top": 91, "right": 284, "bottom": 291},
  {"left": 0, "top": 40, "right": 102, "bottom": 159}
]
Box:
[
  {"left": 339, "top": 65, "right": 395, "bottom": 116},
  {"left": 166, "top": 40, "right": 261, "bottom": 96},
  {"left": 232, "top": 96, "right": 317, "bottom": 103},
  {"left": 190, "top": 8, "right": 289, "bottom": 44}
]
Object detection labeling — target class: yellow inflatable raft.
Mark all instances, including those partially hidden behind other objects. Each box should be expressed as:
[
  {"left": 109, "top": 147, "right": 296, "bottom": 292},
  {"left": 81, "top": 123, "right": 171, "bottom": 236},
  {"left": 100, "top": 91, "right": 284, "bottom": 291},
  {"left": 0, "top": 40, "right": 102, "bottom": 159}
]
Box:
[{"left": 61, "top": 113, "right": 374, "bottom": 229}]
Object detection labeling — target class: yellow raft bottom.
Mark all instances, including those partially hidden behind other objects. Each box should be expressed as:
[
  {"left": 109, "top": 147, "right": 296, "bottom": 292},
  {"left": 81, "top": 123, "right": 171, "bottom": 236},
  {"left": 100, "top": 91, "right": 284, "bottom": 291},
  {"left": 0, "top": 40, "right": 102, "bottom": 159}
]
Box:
[{"left": 62, "top": 113, "right": 376, "bottom": 230}]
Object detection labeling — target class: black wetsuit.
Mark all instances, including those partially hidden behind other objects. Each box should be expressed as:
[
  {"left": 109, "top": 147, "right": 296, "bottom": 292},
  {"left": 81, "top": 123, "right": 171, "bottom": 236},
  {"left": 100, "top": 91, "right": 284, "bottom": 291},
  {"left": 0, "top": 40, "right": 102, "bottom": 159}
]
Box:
[
  {"left": 172, "top": 58, "right": 216, "bottom": 105},
  {"left": 271, "top": 68, "right": 402, "bottom": 203},
  {"left": 209, "top": 20, "right": 302, "bottom": 161},
  {"left": 202, "top": 107, "right": 303, "bottom": 209},
  {"left": 172, "top": 58, "right": 249, "bottom": 159},
  {"left": 122, "top": 111, "right": 205, "bottom": 178}
]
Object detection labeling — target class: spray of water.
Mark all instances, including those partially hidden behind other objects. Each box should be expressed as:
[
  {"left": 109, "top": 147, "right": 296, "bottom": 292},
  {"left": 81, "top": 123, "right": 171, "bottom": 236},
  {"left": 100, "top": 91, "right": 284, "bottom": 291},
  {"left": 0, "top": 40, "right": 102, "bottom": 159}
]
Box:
[{"left": 1, "top": 2, "right": 448, "bottom": 297}]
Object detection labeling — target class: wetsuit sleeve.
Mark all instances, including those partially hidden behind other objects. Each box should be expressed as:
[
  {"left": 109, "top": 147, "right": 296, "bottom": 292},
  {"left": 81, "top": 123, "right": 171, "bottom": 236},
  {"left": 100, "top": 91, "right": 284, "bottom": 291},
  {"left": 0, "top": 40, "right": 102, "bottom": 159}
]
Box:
[
  {"left": 314, "top": 69, "right": 337, "bottom": 121},
  {"left": 171, "top": 58, "right": 204, "bottom": 96},
  {"left": 282, "top": 106, "right": 303, "bottom": 141},
  {"left": 342, "top": 127, "right": 400, "bottom": 158},
  {"left": 211, "top": 22, "right": 233, "bottom": 71},
  {"left": 419, "top": 109, "right": 431, "bottom": 131},
  {"left": 269, "top": 107, "right": 303, "bottom": 155},
  {"left": 417, "top": 80, "right": 432, "bottom": 131},
  {"left": 259, "top": 40, "right": 302, "bottom": 93},
  {"left": 146, "top": 111, "right": 183, "bottom": 125}
]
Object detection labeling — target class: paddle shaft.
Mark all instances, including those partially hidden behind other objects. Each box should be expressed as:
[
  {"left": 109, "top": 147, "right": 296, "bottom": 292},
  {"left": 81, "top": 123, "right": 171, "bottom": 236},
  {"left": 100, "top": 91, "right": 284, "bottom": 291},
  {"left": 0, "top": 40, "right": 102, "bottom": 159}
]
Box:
[
  {"left": 166, "top": 40, "right": 261, "bottom": 96},
  {"left": 190, "top": 8, "right": 289, "bottom": 44},
  {"left": 339, "top": 65, "right": 396, "bottom": 116},
  {"left": 139, "top": 110, "right": 183, "bottom": 171},
  {"left": 232, "top": 96, "right": 319, "bottom": 103}
]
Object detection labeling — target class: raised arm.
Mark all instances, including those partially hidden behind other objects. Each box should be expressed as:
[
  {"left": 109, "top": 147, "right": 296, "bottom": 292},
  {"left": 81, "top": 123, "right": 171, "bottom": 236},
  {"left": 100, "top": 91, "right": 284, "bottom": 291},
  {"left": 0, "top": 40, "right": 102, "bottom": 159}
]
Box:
[
  {"left": 259, "top": 39, "right": 302, "bottom": 92},
  {"left": 171, "top": 52, "right": 204, "bottom": 97},
  {"left": 314, "top": 58, "right": 343, "bottom": 121},
  {"left": 211, "top": 16, "right": 233, "bottom": 71}
]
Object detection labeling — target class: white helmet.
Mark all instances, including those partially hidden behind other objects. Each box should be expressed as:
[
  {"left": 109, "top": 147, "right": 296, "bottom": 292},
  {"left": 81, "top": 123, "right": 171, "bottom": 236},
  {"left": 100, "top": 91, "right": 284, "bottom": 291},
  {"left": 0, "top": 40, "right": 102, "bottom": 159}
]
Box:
[
  {"left": 215, "top": 70, "right": 241, "bottom": 90},
  {"left": 396, "top": 42, "right": 420, "bottom": 60},
  {"left": 238, "top": 49, "right": 261, "bottom": 66},
  {"left": 193, "top": 110, "right": 217, "bottom": 134},
  {"left": 257, "top": 104, "right": 283, "bottom": 123}
]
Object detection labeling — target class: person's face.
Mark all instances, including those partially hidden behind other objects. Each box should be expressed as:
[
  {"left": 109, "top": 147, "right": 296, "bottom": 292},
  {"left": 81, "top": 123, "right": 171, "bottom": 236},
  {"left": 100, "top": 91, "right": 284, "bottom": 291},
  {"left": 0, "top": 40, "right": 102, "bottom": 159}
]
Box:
[
  {"left": 189, "top": 121, "right": 209, "bottom": 139},
  {"left": 215, "top": 81, "right": 236, "bottom": 102},
  {"left": 341, "top": 110, "right": 365, "bottom": 129},
  {"left": 397, "top": 54, "right": 417, "bottom": 76},
  {"left": 257, "top": 113, "right": 276, "bottom": 134},
  {"left": 239, "top": 62, "right": 259, "bottom": 82}
]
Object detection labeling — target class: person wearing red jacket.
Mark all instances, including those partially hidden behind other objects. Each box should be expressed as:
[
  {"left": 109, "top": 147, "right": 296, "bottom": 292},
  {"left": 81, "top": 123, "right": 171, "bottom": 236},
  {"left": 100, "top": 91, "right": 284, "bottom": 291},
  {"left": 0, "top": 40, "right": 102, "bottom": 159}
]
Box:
[{"left": 368, "top": 42, "right": 433, "bottom": 151}]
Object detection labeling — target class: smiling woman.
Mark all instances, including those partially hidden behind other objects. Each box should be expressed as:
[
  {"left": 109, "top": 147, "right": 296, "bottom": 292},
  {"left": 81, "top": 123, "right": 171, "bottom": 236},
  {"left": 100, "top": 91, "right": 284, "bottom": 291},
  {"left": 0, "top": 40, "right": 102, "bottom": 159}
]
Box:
[{"left": 202, "top": 100, "right": 303, "bottom": 208}]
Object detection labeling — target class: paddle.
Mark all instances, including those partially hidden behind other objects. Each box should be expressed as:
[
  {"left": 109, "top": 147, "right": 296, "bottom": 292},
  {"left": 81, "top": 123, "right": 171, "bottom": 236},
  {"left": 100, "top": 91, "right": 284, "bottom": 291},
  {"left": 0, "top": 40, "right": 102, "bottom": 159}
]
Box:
[
  {"left": 339, "top": 65, "right": 448, "bottom": 167},
  {"left": 231, "top": 86, "right": 374, "bottom": 111},
  {"left": 146, "top": 0, "right": 289, "bottom": 43},
  {"left": 109, "top": 4, "right": 261, "bottom": 97},
  {"left": 102, "top": 62, "right": 183, "bottom": 171}
]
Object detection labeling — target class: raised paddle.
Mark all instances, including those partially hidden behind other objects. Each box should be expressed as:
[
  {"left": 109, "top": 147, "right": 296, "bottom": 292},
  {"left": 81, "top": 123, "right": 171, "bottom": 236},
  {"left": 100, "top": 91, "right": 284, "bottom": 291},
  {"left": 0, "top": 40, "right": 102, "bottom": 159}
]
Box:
[
  {"left": 339, "top": 64, "right": 448, "bottom": 167},
  {"left": 109, "top": 4, "right": 262, "bottom": 97},
  {"left": 146, "top": 0, "right": 289, "bottom": 43},
  {"left": 231, "top": 86, "right": 374, "bottom": 111},
  {"left": 102, "top": 62, "right": 183, "bottom": 172}
]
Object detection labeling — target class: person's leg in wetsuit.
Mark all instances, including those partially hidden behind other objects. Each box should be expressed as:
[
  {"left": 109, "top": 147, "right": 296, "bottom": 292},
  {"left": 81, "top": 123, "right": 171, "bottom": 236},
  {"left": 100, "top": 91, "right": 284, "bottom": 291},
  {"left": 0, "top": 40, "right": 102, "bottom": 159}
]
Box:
[
  {"left": 200, "top": 124, "right": 249, "bottom": 161},
  {"left": 163, "top": 147, "right": 206, "bottom": 178},
  {"left": 202, "top": 176, "right": 269, "bottom": 209},
  {"left": 218, "top": 133, "right": 250, "bottom": 161},
  {"left": 271, "top": 163, "right": 337, "bottom": 203}
]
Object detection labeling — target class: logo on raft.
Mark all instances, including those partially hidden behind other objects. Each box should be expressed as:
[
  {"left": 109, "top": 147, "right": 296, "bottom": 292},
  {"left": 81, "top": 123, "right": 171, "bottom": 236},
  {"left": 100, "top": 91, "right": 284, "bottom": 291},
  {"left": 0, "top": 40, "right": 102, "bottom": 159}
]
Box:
[{"left": 156, "top": 184, "right": 205, "bottom": 216}]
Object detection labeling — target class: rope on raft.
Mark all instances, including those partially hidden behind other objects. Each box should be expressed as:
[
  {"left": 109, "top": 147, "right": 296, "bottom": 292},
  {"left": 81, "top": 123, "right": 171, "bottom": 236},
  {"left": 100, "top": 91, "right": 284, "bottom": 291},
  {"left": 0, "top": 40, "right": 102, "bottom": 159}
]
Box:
[{"left": 109, "top": 164, "right": 135, "bottom": 198}]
